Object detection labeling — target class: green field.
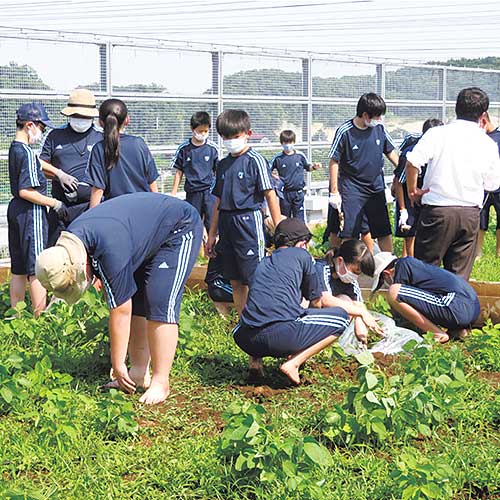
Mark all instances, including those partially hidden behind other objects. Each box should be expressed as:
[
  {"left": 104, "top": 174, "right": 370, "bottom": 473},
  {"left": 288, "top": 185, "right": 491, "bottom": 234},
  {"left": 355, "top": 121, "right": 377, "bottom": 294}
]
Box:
[{"left": 0, "top": 222, "right": 499, "bottom": 499}]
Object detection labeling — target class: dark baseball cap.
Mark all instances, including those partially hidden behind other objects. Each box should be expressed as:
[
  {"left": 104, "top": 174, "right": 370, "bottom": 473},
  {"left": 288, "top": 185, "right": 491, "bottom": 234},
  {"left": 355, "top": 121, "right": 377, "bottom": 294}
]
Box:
[
  {"left": 16, "top": 103, "right": 54, "bottom": 128},
  {"left": 274, "top": 218, "right": 312, "bottom": 247}
]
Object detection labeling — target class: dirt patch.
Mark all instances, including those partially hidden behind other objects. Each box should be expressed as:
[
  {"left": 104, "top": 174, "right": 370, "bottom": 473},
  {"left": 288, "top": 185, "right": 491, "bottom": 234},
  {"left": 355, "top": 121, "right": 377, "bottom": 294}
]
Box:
[
  {"left": 309, "top": 361, "right": 359, "bottom": 381},
  {"left": 172, "top": 394, "right": 224, "bottom": 432},
  {"left": 475, "top": 371, "right": 500, "bottom": 388},
  {"left": 233, "top": 384, "right": 290, "bottom": 401}
]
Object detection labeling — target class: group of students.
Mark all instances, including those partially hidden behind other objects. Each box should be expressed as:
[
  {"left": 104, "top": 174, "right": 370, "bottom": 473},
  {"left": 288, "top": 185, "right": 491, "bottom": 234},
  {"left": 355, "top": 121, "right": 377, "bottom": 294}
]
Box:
[{"left": 7, "top": 87, "right": 490, "bottom": 405}]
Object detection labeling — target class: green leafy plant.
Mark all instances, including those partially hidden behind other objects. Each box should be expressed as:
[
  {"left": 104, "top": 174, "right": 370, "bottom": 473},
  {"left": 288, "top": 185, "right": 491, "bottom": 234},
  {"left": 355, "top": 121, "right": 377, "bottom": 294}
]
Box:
[
  {"left": 321, "top": 337, "right": 467, "bottom": 445},
  {"left": 219, "top": 402, "right": 332, "bottom": 499},
  {"left": 94, "top": 388, "right": 139, "bottom": 438},
  {"left": 390, "top": 451, "right": 454, "bottom": 499},
  {"left": 466, "top": 320, "right": 500, "bottom": 371}
]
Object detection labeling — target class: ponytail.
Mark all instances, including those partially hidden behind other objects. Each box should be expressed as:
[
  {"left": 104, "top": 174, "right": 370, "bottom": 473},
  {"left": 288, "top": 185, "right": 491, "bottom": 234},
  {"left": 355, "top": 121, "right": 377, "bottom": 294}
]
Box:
[{"left": 98, "top": 98, "right": 128, "bottom": 170}]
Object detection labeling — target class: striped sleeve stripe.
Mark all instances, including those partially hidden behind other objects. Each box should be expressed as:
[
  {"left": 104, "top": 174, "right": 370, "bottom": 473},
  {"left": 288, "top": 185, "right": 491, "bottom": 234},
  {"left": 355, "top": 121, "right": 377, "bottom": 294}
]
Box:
[
  {"left": 383, "top": 125, "right": 397, "bottom": 149},
  {"left": 92, "top": 258, "right": 117, "bottom": 308},
  {"left": 170, "top": 140, "right": 190, "bottom": 168},
  {"left": 296, "top": 150, "right": 312, "bottom": 166},
  {"left": 328, "top": 121, "right": 353, "bottom": 159},
  {"left": 399, "top": 133, "right": 420, "bottom": 151},
  {"left": 232, "top": 323, "right": 242, "bottom": 336},
  {"left": 322, "top": 265, "right": 332, "bottom": 293},
  {"left": 248, "top": 149, "right": 272, "bottom": 190},
  {"left": 398, "top": 286, "right": 455, "bottom": 307},
  {"left": 353, "top": 281, "right": 363, "bottom": 302},
  {"left": 167, "top": 231, "right": 194, "bottom": 323}
]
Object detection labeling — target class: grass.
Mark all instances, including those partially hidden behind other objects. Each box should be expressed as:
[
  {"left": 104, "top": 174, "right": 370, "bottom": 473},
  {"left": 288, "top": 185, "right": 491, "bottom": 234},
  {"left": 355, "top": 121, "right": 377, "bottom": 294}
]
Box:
[{"left": 0, "top": 214, "right": 498, "bottom": 499}]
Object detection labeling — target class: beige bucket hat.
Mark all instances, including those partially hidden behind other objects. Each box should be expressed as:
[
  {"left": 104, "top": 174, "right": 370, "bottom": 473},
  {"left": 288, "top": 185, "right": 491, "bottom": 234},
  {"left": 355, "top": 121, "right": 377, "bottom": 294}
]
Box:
[
  {"left": 36, "top": 231, "right": 89, "bottom": 304},
  {"left": 61, "top": 88, "right": 99, "bottom": 118}
]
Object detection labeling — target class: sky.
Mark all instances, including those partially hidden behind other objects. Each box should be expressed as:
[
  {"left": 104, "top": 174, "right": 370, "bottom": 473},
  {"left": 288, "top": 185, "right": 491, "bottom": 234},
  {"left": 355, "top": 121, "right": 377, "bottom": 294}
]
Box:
[
  {"left": 0, "top": 0, "right": 499, "bottom": 93},
  {"left": 1, "top": 0, "right": 500, "bottom": 61}
]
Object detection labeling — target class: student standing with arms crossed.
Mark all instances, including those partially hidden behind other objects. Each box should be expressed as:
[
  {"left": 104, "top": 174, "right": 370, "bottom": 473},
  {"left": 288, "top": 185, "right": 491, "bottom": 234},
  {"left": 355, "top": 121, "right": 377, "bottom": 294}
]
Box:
[
  {"left": 86, "top": 99, "right": 158, "bottom": 207},
  {"left": 327, "top": 93, "right": 399, "bottom": 252}
]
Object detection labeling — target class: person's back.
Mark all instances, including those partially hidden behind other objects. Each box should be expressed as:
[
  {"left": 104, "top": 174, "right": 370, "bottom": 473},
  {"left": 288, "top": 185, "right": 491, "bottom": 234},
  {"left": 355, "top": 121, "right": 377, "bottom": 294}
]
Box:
[
  {"left": 241, "top": 246, "right": 317, "bottom": 328},
  {"left": 87, "top": 134, "right": 158, "bottom": 200}
]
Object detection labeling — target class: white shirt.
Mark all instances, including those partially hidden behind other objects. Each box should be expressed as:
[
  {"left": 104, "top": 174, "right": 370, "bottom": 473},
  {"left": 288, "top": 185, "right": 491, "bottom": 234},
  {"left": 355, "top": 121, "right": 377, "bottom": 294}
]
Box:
[{"left": 406, "top": 119, "right": 500, "bottom": 207}]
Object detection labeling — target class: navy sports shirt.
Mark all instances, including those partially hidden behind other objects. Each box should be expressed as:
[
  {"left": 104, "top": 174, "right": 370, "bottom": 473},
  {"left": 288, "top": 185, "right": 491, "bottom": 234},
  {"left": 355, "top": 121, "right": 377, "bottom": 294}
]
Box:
[
  {"left": 212, "top": 148, "right": 273, "bottom": 212},
  {"left": 487, "top": 127, "right": 500, "bottom": 194},
  {"left": 171, "top": 139, "right": 219, "bottom": 193},
  {"left": 240, "top": 247, "right": 322, "bottom": 328},
  {"left": 328, "top": 119, "right": 395, "bottom": 194},
  {"left": 40, "top": 125, "right": 102, "bottom": 201},
  {"left": 85, "top": 134, "right": 159, "bottom": 200},
  {"left": 270, "top": 151, "right": 312, "bottom": 191},
  {"left": 394, "top": 257, "right": 477, "bottom": 298},
  {"left": 9, "top": 141, "right": 47, "bottom": 198},
  {"left": 394, "top": 134, "right": 426, "bottom": 185},
  {"left": 69, "top": 192, "right": 201, "bottom": 309},
  {"left": 314, "top": 259, "right": 363, "bottom": 302}
]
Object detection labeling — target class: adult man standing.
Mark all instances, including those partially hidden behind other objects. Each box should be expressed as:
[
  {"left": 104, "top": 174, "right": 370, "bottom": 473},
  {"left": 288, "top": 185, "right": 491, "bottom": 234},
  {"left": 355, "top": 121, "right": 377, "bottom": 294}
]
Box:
[
  {"left": 407, "top": 87, "right": 500, "bottom": 279},
  {"left": 327, "top": 93, "right": 399, "bottom": 252}
]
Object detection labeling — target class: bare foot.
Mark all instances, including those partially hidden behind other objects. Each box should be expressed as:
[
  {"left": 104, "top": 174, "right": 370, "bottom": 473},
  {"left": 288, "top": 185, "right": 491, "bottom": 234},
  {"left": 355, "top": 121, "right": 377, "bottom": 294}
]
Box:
[
  {"left": 280, "top": 360, "right": 301, "bottom": 385},
  {"left": 433, "top": 332, "right": 449, "bottom": 344},
  {"left": 138, "top": 382, "right": 170, "bottom": 405}
]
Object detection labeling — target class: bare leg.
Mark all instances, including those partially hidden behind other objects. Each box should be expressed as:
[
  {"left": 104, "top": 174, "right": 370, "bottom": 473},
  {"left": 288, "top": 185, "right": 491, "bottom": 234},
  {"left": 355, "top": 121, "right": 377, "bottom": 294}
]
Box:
[
  {"left": 496, "top": 229, "right": 500, "bottom": 257},
  {"left": 232, "top": 280, "right": 263, "bottom": 375},
  {"left": 28, "top": 276, "right": 46, "bottom": 318},
  {"left": 387, "top": 284, "right": 448, "bottom": 343},
  {"left": 476, "top": 229, "right": 486, "bottom": 258},
  {"left": 128, "top": 315, "right": 151, "bottom": 388},
  {"left": 405, "top": 236, "right": 415, "bottom": 258},
  {"left": 329, "top": 232, "right": 342, "bottom": 252},
  {"left": 377, "top": 234, "right": 393, "bottom": 253},
  {"left": 280, "top": 335, "right": 338, "bottom": 384},
  {"left": 139, "top": 321, "right": 178, "bottom": 405},
  {"left": 361, "top": 232, "right": 374, "bottom": 254},
  {"left": 10, "top": 274, "right": 27, "bottom": 308}
]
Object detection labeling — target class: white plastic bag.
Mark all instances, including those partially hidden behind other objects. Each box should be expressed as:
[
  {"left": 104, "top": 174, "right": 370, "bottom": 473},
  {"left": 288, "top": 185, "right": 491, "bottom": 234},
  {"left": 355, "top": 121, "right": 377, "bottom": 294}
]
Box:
[{"left": 337, "top": 312, "right": 423, "bottom": 356}]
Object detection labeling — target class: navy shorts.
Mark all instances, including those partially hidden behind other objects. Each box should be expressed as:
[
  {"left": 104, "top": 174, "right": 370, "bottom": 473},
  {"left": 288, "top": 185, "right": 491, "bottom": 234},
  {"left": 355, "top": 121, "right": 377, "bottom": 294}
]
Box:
[
  {"left": 323, "top": 204, "right": 369, "bottom": 243},
  {"left": 218, "top": 209, "right": 266, "bottom": 285},
  {"left": 394, "top": 199, "right": 421, "bottom": 238},
  {"left": 8, "top": 198, "right": 48, "bottom": 276},
  {"left": 186, "top": 188, "right": 216, "bottom": 232},
  {"left": 341, "top": 190, "right": 391, "bottom": 239},
  {"left": 232, "top": 307, "right": 350, "bottom": 358},
  {"left": 131, "top": 223, "right": 203, "bottom": 323},
  {"left": 396, "top": 285, "right": 480, "bottom": 329},
  {"left": 207, "top": 279, "right": 234, "bottom": 302},
  {"left": 480, "top": 191, "right": 500, "bottom": 231},
  {"left": 280, "top": 189, "right": 305, "bottom": 220}
]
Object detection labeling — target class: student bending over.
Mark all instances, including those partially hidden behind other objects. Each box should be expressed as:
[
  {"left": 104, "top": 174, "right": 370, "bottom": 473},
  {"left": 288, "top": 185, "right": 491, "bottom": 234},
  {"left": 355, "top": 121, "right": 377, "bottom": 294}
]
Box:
[{"left": 371, "top": 253, "right": 480, "bottom": 343}]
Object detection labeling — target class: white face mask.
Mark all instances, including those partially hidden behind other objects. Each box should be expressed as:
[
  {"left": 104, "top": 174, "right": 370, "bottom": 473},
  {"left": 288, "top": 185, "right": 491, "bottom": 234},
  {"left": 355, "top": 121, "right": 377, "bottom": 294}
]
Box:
[
  {"left": 282, "top": 143, "right": 294, "bottom": 152},
  {"left": 69, "top": 117, "right": 93, "bottom": 134},
  {"left": 223, "top": 137, "right": 247, "bottom": 155},
  {"left": 335, "top": 259, "right": 359, "bottom": 284},
  {"left": 193, "top": 131, "right": 208, "bottom": 142},
  {"left": 28, "top": 125, "right": 43, "bottom": 144},
  {"left": 365, "top": 118, "right": 384, "bottom": 128}
]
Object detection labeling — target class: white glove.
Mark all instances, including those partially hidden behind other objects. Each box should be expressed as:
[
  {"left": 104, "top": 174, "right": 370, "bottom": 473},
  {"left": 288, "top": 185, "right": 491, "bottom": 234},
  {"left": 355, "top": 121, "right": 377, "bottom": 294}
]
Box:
[
  {"left": 399, "top": 209, "right": 411, "bottom": 231},
  {"left": 52, "top": 199, "right": 64, "bottom": 214},
  {"left": 55, "top": 169, "right": 78, "bottom": 192},
  {"left": 329, "top": 192, "right": 342, "bottom": 212}
]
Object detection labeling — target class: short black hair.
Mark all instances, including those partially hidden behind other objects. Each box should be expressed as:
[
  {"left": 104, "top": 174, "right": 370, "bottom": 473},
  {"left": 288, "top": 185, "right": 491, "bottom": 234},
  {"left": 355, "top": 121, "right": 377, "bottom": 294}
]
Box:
[
  {"left": 356, "top": 93, "right": 386, "bottom": 118},
  {"left": 422, "top": 118, "right": 443, "bottom": 134},
  {"left": 328, "top": 239, "right": 375, "bottom": 276},
  {"left": 455, "top": 87, "right": 489, "bottom": 122},
  {"left": 280, "top": 130, "right": 296, "bottom": 143},
  {"left": 216, "top": 109, "right": 251, "bottom": 138},
  {"left": 190, "top": 111, "right": 211, "bottom": 129},
  {"left": 16, "top": 118, "right": 29, "bottom": 130}
]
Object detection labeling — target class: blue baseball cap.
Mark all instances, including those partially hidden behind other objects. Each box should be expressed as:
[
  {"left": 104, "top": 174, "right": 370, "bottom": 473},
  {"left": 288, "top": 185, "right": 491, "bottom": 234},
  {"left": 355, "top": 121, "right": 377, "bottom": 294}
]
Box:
[{"left": 16, "top": 103, "right": 55, "bottom": 128}]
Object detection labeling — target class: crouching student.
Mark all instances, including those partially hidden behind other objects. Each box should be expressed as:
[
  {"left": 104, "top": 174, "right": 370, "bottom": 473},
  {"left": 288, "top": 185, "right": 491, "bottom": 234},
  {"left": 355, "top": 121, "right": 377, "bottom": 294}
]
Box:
[
  {"left": 233, "top": 218, "right": 350, "bottom": 385},
  {"left": 35, "top": 192, "right": 203, "bottom": 405},
  {"left": 371, "top": 253, "right": 480, "bottom": 343},
  {"left": 315, "top": 240, "right": 382, "bottom": 344}
]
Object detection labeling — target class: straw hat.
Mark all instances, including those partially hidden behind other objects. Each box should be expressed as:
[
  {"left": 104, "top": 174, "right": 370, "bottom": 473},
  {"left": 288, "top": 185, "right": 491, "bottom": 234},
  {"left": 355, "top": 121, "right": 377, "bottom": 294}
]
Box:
[
  {"left": 61, "top": 89, "right": 99, "bottom": 118},
  {"left": 36, "top": 231, "right": 89, "bottom": 304}
]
